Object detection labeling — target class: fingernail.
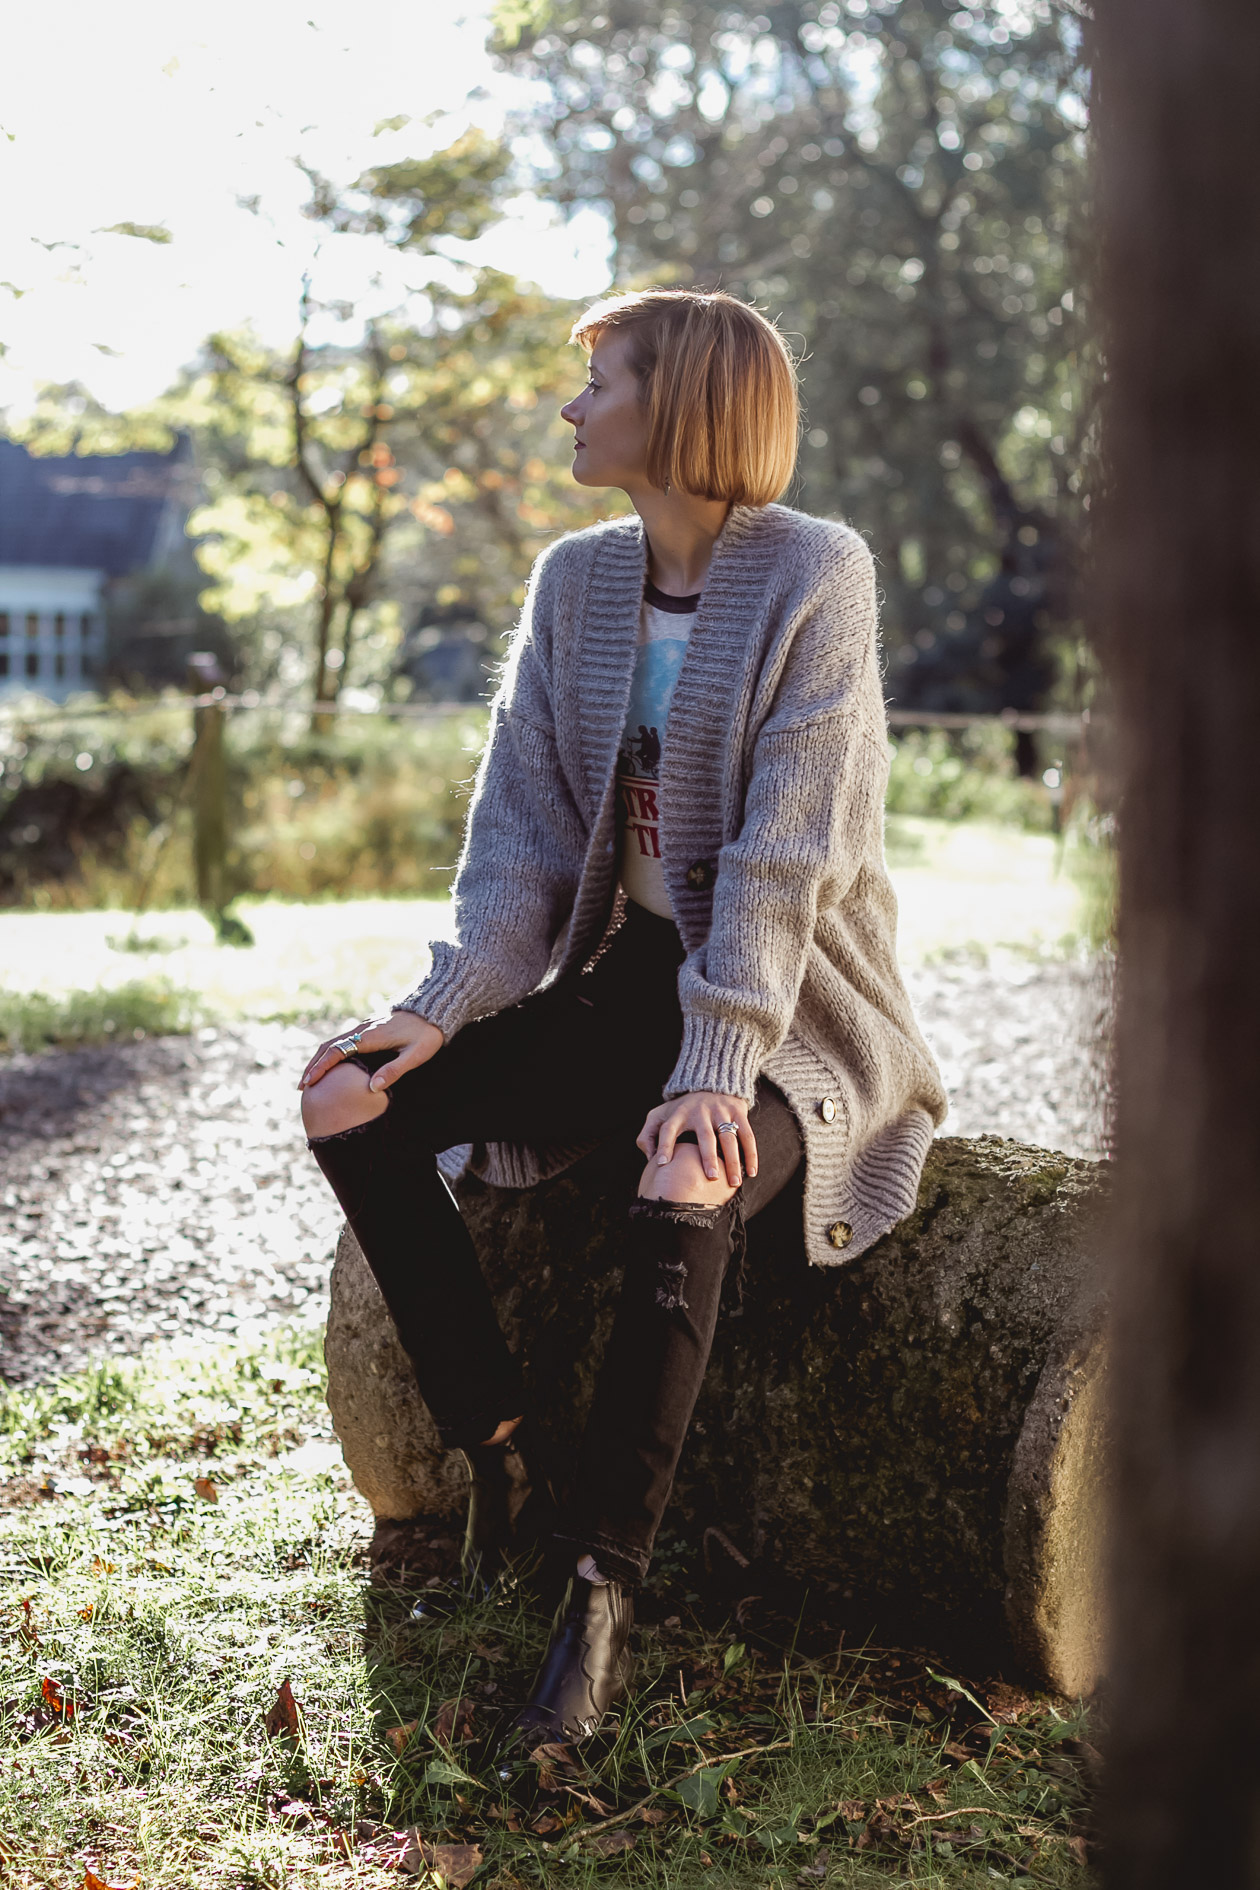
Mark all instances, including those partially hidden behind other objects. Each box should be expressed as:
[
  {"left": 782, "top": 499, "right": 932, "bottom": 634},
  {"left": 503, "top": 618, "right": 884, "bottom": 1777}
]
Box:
[
  {"left": 707, "top": 1166, "right": 718, "bottom": 1179},
  {"left": 658, "top": 1153, "right": 668, "bottom": 1165}
]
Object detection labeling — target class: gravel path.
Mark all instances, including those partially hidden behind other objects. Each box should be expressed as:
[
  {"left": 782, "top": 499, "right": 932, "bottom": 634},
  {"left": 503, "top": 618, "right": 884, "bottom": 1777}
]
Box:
[{"left": 0, "top": 959, "right": 1110, "bottom": 1386}]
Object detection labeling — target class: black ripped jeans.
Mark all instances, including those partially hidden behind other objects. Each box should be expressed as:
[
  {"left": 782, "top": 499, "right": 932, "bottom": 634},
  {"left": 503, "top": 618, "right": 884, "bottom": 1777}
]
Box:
[{"left": 307, "top": 901, "right": 803, "bottom": 1586}]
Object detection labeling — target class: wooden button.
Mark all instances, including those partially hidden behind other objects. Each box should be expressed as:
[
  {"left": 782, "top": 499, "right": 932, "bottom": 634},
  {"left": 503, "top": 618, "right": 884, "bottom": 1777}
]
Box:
[
  {"left": 827, "top": 1220, "right": 853, "bottom": 1250},
  {"left": 819, "top": 1097, "right": 836, "bottom": 1123},
  {"left": 686, "top": 859, "right": 717, "bottom": 891}
]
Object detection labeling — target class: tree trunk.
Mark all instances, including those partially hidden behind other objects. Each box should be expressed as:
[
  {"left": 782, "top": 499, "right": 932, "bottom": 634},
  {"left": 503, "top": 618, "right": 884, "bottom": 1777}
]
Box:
[
  {"left": 1096, "top": 1, "right": 1260, "bottom": 1880},
  {"left": 325, "top": 1134, "right": 1109, "bottom": 1694}
]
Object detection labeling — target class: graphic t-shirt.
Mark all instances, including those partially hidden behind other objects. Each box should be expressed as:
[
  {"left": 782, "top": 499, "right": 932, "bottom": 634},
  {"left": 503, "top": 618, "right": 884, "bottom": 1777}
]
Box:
[{"left": 616, "top": 578, "right": 701, "bottom": 919}]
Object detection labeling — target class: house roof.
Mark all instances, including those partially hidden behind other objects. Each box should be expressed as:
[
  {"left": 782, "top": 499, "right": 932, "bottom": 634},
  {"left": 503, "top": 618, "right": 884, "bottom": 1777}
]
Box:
[{"left": 0, "top": 438, "right": 194, "bottom": 575}]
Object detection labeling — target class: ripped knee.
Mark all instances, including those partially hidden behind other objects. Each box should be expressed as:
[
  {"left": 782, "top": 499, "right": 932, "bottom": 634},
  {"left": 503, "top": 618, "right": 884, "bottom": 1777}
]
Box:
[
  {"left": 301, "top": 1062, "right": 388, "bottom": 1141},
  {"left": 627, "top": 1196, "right": 728, "bottom": 1313},
  {"left": 637, "top": 1143, "right": 737, "bottom": 1208}
]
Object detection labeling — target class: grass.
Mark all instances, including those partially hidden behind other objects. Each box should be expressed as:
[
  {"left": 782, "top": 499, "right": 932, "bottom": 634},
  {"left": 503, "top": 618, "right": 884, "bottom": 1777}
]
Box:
[
  {"left": 0, "top": 1329, "right": 1096, "bottom": 1889},
  {"left": 0, "top": 979, "right": 198, "bottom": 1053},
  {"left": 0, "top": 812, "right": 1096, "bottom": 1056}
]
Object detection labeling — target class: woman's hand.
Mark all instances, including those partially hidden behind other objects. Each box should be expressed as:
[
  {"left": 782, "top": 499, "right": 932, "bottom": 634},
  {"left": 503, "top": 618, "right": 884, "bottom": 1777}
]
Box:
[
  {"left": 637, "top": 1091, "right": 758, "bottom": 1188},
  {"left": 298, "top": 1010, "right": 445, "bottom": 1094}
]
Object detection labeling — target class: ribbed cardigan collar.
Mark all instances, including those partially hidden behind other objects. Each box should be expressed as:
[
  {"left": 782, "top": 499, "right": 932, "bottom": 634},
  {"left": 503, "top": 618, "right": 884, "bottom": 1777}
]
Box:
[{"left": 568, "top": 504, "right": 787, "bottom": 951}]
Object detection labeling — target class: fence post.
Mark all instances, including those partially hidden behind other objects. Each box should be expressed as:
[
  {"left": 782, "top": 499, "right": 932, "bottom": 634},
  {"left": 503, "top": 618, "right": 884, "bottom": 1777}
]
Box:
[{"left": 187, "top": 652, "right": 228, "bottom": 925}]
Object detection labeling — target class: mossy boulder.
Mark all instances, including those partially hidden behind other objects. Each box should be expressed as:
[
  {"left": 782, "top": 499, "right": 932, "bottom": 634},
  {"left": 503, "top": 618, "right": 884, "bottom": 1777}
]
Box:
[{"left": 325, "top": 1133, "right": 1108, "bottom": 1694}]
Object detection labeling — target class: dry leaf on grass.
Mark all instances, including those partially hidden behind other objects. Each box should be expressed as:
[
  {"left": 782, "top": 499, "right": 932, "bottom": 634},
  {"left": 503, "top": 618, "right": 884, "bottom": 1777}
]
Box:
[
  {"left": 193, "top": 1477, "right": 218, "bottom": 1503},
  {"left": 42, "top": 1676, "right": 75, "bottom": 1720},
  {"left": 90, "top": 1557, "right": 117, "bottom": 1575},
  {"left": 527, "top": 1739, "right": 577, "bottom": 1768},
  {"left": 397, "top": 1834, "right": 484, "bottom": 1885},
  {"left": 78, "top": 1603, "right": 95, "bottom": 1622},
  {"left": 1070, "top": 1835, "right": 1090, "bottom": 1865},
  {"left": 262, "top": 1678, "right": 301, "bottom": 1739},
  {"left": 432, "top": 1696, "right": 476, "bottom": 1746},
  {"left": 385, "top": 1720, "right": 420, "bottom": 1757},
  {"left": 585, "top": 1829, "right": 635, "bottom": 1856},
  {"left": 82, "top": 1869, "right": 138, "bottom": 1890},
  {"left": 924, "top": 1777, "right": 949, "bottom": 1805},
  {"left": 636, "top": 1805, "right": 670, "bottom": 1827},
  {"left": 529, "top": 1811, "right": 563, "bottom": 1837}
]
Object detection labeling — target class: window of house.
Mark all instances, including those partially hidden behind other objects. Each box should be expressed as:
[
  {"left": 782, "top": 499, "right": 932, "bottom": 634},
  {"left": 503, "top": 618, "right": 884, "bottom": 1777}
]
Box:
[
  {"left": 25, "top": 613, "right": 39, "bottom": 638},
  {"left": 54, "top": 613, "right": 66, "bottom": 639},
  {"left": 0, "top": 652, "right": 9, "bottom": 676},
  {"left": 80, "top": 614, "right": 93, "bottom": 639},
  {"left": 0, "top": 612, "right": 9, "bottom": 638},
  {"left": 25, "top": 651, "right": 39, "bottom": 678},
  {"left": 54, "top": 653, "right": 66, "bottom": 679}
]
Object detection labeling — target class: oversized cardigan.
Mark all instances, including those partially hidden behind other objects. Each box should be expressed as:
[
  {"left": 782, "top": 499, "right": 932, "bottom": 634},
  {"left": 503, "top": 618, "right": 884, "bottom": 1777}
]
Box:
[{"left": 398, "top": 501, "right": 947, "bottom": 1267}]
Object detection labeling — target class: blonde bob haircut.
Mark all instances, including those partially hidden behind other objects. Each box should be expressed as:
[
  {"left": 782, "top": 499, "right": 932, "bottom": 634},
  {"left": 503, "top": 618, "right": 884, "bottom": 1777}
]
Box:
[{"left": 570, "top": 288, "right": 800, "bottom": 506}]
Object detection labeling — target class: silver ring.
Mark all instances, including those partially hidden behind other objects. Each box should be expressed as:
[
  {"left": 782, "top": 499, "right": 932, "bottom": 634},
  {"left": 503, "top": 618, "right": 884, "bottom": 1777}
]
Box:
[
  {"left": 716, "top": 1121, "right": 739, "bottom": 1135},
  {"left": 334, "top": 1030, "right": 364, "bottom": 1058}
]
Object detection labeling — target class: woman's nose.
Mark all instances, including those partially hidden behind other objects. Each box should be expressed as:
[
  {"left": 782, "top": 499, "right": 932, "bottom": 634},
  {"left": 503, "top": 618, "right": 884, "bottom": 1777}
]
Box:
[{"left": 560, "top": 398, "right": 579, "bottom": 424}]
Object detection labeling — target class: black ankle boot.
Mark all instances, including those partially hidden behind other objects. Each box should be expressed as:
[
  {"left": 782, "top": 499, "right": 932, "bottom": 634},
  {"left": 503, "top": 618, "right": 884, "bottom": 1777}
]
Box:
[
  {"left": 412, "top": 1422, "right": 555, "bottom": 1621},
  {"left": 502, "top": 1575, "right": 635, "bottom": 1753}
]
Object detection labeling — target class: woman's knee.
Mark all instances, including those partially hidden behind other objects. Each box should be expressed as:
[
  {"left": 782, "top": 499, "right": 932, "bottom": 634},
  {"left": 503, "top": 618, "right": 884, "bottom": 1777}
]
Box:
[
  {"left": 637, "top": 1144, "right": 736, "bottom": 1208},
  {"left": 301, "top": 1063, "right": 388, "bottom": 1140}
]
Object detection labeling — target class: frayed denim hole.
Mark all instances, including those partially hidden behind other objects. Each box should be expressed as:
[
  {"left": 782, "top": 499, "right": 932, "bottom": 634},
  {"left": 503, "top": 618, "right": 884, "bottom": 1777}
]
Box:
[{"left": 305, "top": 1115, "right": 386, "bottom": 1149}]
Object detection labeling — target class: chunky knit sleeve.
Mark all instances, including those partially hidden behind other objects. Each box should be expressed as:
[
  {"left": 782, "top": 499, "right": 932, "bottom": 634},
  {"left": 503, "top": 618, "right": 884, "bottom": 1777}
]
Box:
[
  {"left": 396, "top": 541, "right": 588, "bottom": 1039},
  {"left": 665, "top": 531, "right": 888, "bottom": 1102}
]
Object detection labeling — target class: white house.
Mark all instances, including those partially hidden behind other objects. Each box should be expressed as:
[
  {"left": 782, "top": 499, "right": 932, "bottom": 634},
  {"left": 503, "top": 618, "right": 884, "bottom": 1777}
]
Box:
[{"left": 0, "top": 440, "right": 194, "bottom": 701}]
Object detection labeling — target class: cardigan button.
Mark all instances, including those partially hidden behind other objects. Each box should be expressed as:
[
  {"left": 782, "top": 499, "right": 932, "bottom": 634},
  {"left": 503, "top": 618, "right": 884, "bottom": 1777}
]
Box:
[
  {"left": 826, "top": 1220, "right": 854, "bottom": 1250},
  {"left": 819, "top": 1096, "right": 836, "bottom": 1123},
  {"left": 686, "top": 859, "right": 717, "bottom": 891}
]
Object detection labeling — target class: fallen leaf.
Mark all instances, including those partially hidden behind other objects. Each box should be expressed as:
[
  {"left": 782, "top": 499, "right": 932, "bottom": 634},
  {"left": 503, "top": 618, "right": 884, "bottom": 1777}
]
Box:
[
  {"left": 263, "top": 1678, "right": 301, "bottom": 1739},
  {"left": 42, "top": 1676, "right": 75, "bottom": 1719},
  {"left": 78, "top": 1604, "right": 95, "bottom": 1622},
  {"left": 528, "top": 1739, "right": 577, "bottom": 1768},
  {"left": 636, "top": 1805, "right": 669, "bottom": 1826},
  {"left": 470, "top": 1641, "right": 506, "bottom": 1663},
  {"left": 193, "top": 1477, "right": 218, "bottom": 1503},
  {"left": 385, "top": 1720, "right": 420, "bottom": 1757},
  {"left": 398, "top": 1835, "right": 484, "bottom": 1885},
  {"left": 984, "top": 1682, "right": 1035, "bottom": 1722},
  {"left": 1070, "top": 1835, "right": 1090, "bottom": 1865},
  {"left": 82, "top": 1870, "right": 138, "bottom": 1890},
  {"left": 276, "top": 1800, "right": 314, "bottom": 1825},
  {"left": 924, "top": 1777, "right": 949, "bottom": 1805},
  {"left": 530, "top": 1811, "right": 563, "bottom": 1836},
  {"left": 91, "top": 1558, "right": 117, "bottom": 1575},
  {"left": 838, "top": 1801, "right": 867, "bottom": 1823},
  {"left": 432, "top": 1696, "right": 475, "bottom": 1746},
  {"left": 585, "top": 1829, "right": 635, "bottom": 1856}
]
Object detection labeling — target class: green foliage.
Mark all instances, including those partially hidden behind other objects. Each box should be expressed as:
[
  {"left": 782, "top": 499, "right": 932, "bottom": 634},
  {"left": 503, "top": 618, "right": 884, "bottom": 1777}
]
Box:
[
  {"left": 885, "top": 726, "right": 1054, "bottom": 827},
  {"left": 0, "top": 979, "right": 195, "bottom": 1052},
  {"left": 0, "top": 1327, "right": 1093, "bottom": 1888},
  {"left": 0, "top": 701, "right": 489, "bottom": 910},
  {"left": 496, "top": 0, "right": 1093, "bottom": 712}
]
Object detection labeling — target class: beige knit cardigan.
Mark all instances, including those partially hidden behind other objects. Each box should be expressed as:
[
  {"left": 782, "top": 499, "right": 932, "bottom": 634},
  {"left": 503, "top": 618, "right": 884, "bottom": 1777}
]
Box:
[{"left": 399, "top": 502, "right": 947, "bottom": 1267}]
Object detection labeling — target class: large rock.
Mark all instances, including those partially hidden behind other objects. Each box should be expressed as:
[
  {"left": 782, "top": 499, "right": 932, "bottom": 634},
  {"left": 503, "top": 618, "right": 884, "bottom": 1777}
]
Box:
[{"left": 325, "top": 1133, "right": 1108, "bottom": 1695}]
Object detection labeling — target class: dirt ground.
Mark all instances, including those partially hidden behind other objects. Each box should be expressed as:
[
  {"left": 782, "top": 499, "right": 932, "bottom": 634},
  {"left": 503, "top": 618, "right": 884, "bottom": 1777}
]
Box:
[{"left": 0, "top": 953, "right": 1109, "bottom": 1386}]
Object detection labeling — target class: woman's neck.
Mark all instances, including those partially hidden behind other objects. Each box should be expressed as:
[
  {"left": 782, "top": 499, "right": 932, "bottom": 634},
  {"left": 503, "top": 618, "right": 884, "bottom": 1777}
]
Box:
[{"left": 630, "top": 483, "right": 731, "bottom": 596}]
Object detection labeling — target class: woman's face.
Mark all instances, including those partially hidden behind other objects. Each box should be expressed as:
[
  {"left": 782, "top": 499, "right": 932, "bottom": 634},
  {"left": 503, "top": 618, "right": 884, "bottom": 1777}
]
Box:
[{"left": 560, "top": 328, "right": 651, "bottom": 492}]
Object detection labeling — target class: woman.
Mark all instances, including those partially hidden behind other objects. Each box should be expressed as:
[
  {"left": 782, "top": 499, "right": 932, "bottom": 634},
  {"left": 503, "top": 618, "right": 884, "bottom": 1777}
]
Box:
[{"left": 299, "top": 289, "right": 946, "bottom": 1751}]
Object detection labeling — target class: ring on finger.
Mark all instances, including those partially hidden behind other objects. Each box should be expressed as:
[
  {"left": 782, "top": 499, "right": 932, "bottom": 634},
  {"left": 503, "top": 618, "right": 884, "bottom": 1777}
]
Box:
[
  {"left": 333, "top": 1029, "right": 364, "bottom": 1058},
  {"left": 716, "top": 1121, "right": 740, "bottom": 1135}
]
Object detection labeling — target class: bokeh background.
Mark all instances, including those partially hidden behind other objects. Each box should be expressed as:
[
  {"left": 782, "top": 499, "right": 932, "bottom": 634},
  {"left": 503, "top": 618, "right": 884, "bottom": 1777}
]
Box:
[{"left": 0, "top": 0, "right": 1105, "bottom": 1148}]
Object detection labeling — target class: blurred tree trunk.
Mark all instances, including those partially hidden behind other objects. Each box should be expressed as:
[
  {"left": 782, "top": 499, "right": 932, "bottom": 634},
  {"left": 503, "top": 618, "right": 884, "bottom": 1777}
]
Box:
[{"left": 1097, "top": 1, "right": 1260, "bottom": 1882}]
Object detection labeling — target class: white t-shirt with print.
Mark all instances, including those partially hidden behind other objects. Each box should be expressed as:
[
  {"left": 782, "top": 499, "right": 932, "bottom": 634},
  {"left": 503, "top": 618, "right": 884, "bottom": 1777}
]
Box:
[{"left": 616, "top": 579, "right": 701, "bottom": 919}]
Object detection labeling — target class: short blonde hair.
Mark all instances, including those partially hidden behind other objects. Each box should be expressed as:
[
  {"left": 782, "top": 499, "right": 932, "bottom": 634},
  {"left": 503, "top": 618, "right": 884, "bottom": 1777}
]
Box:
[{"left": 570, "top": 289, "right": 800, "bottom": 505}]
